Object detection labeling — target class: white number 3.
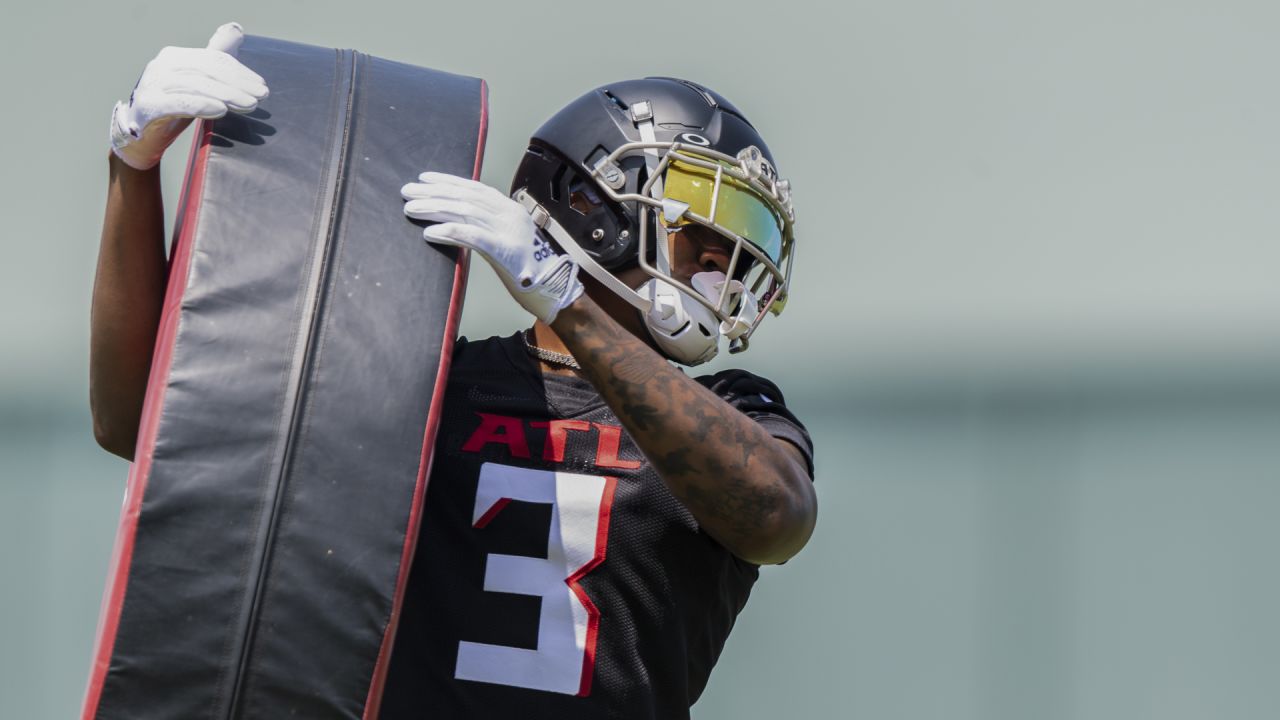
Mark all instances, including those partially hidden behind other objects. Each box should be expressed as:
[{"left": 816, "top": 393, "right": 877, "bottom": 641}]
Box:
[{"left": 455, "top": 463, "right": 617, "bottom": 696}]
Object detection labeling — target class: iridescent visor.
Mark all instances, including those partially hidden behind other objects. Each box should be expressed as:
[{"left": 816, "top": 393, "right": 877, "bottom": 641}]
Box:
[{"left": 662, "top": 159, "right": 784, "bottom": 264}]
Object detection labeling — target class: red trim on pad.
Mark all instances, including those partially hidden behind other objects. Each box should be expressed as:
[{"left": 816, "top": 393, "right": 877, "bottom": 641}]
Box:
[
  {"left": 81, "top": 123, "right": 214, "bottom": 720},
  {"left": 362, "top": 79, "right": 488, "bottom": 720}
]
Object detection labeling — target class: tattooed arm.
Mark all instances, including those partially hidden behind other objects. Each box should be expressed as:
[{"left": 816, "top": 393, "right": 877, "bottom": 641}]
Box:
[{"left": 551, "top": 294, "right": 817, "bottom": 565}]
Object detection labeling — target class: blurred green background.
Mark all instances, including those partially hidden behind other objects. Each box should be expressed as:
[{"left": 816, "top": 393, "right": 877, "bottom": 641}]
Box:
[{"left": 4, "top": 1, "right": 1280, "bottom": 717}]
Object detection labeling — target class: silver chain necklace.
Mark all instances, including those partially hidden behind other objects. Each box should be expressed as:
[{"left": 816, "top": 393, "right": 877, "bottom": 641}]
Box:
[{"left": 522, "top": 328, "right": 581, "bottom": 370}]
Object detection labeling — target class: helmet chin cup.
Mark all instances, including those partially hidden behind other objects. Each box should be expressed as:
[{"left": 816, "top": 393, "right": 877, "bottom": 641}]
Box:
[{"left": 640, "top": 278, "right": 720, "bottom": 366}]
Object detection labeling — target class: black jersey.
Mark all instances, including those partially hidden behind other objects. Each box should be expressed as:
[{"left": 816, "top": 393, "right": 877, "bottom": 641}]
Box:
[{"left": 380, "top": 333, "right": 814, "bottom": 719}]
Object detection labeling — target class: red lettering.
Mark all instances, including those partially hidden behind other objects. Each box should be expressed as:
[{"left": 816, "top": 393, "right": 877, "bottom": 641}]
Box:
[
  {"left": 594, "top": 423, "right": 643, "bottom": 470},
  {"left": 531, "top": 420, "right": 592, "bottom": 462},
  {"left": 462, "top": 415, "right": 642, "bottom": 471},
  {"left": 461, "top": 413, "right": 531, "bottom": 459}
]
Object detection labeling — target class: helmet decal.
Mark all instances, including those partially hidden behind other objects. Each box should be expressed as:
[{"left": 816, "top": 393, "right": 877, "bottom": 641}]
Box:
[{"left": 676, "top": 132, "right": 711, "bottom": 146}]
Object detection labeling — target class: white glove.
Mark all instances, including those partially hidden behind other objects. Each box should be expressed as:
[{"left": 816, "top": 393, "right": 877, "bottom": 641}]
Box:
[
  {"left": 110, "top": 22, "right": 269, "bottom": 170},
  {"left": 401, "top": 172, "right": 584, "bottom": 324}
]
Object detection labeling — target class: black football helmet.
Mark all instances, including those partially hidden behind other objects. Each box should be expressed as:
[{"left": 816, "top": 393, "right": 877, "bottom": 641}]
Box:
[{"left": 511, "top": 77, "right": 795, "bottom": 364}]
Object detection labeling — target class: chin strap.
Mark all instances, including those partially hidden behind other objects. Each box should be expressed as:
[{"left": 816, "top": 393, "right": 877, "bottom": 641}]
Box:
[{"left": 512, "top": 189, "right": 652, "bottom": 315}]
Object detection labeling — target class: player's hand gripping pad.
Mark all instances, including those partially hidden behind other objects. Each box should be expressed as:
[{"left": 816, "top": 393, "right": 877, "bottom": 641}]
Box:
[{"left": 83, "top": 36, "right": 487, "bottom": 720}]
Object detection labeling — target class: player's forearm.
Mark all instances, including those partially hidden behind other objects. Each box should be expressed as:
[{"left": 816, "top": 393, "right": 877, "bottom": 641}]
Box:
[
  {"left": 90, "top": 153, "right": 170, "bottom": 460},
  {"left": 551, "top": 296, "right": 816, "bottom": 565}
]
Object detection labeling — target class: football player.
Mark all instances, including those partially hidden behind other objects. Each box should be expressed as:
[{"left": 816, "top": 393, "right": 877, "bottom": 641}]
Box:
[{"left": 91, "top": 22, "right": 817, "bottom": 718}]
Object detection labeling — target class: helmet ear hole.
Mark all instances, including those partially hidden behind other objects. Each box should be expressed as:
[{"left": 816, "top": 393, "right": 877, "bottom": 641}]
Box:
[
  {"left": 568, "top": 191, "right": 593, "bottom": 215},
  {"left": 568, "top": 176, "right": 602, "bottom": 216}
]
